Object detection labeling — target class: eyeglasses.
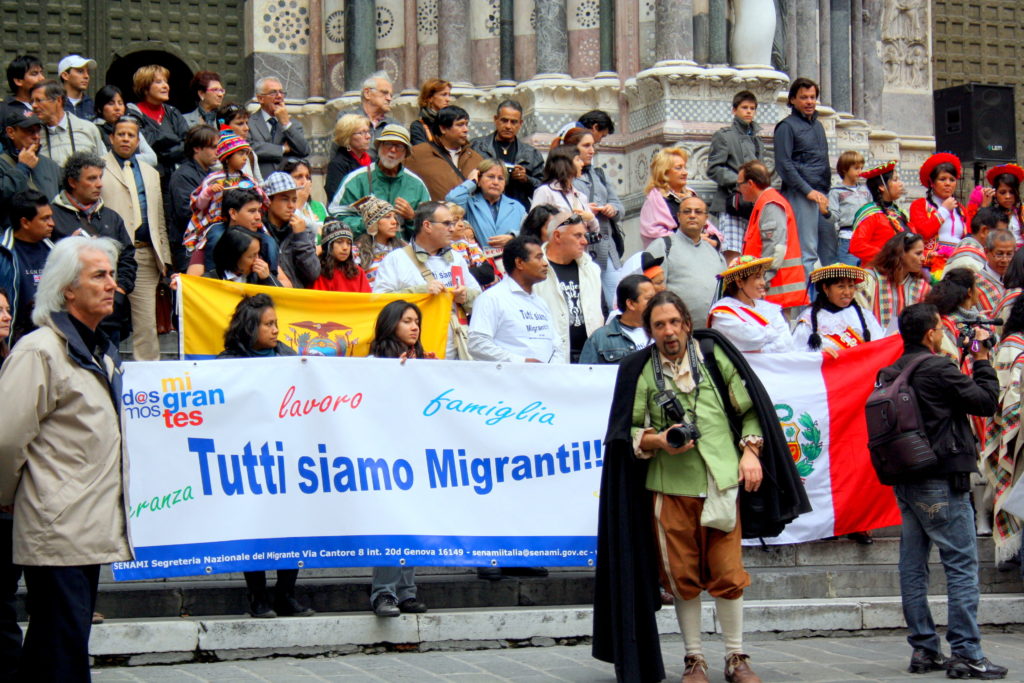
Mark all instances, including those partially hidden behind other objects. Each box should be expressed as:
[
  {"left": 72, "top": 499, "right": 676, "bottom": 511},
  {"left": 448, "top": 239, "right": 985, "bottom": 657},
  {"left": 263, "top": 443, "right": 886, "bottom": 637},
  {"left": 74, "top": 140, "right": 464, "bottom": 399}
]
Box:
[
  {"left": 558, "top": 215, "right": 584, "bottom": 228},
  {"left": 261, "top": 89, "right": 286, "bottom": 97},
  {"left": 206, "top": 87, "right": 226, "bottom": 94},
  {"left": 679, "top": 208, "right": 708, "bottom": 216}
]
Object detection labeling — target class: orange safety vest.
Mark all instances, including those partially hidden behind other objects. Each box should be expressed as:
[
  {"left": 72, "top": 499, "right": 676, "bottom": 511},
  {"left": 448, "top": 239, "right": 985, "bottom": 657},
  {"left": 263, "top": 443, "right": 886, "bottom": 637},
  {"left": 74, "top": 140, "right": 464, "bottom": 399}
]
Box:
[{"left": 742, "top": 188, "right": 809, "bottom": 308}]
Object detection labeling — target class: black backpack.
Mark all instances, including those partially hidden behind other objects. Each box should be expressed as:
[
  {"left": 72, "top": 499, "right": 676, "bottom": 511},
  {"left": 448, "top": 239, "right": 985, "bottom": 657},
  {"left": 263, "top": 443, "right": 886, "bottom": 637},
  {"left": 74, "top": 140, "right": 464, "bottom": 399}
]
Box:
[{"left": 865, "top": 354, "right": 938, "bottom": 485}]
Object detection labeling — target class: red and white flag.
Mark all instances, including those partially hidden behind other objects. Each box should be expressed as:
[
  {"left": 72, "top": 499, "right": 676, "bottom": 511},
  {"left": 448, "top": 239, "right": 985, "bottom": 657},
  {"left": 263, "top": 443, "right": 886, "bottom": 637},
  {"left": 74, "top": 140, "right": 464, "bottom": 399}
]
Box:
[{"left": 744, "top": 336, "right": 905, "bottom": 544}]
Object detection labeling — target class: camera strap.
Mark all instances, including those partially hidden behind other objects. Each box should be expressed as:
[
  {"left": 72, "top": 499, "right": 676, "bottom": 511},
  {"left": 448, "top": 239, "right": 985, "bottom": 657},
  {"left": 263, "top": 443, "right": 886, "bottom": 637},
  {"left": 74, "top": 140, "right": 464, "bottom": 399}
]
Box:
[{"left": 650, "top": 342, "right": 701, "bottom": 422}]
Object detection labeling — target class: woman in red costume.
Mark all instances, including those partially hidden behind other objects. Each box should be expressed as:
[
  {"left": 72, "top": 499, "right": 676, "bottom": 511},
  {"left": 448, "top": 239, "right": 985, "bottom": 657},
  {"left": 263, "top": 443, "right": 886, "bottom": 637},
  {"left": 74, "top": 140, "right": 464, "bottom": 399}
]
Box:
[{"left": 909, "top": 152, "right": 965, "bottom": 273}]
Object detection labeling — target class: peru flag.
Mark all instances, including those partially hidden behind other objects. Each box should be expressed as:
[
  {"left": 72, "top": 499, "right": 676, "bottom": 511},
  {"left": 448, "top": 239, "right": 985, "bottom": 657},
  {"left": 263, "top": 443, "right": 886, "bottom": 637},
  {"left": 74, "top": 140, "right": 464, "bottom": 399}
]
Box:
[{"left": 744, "top": 336, "right": 905, "bottom": 544}]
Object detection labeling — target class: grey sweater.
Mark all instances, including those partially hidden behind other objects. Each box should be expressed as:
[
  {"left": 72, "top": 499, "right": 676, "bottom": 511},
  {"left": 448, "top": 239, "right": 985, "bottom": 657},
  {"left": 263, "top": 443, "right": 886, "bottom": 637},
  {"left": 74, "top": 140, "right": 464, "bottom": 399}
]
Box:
[{"left": 644, "top": 232, "right": 726, "bottom": 328}]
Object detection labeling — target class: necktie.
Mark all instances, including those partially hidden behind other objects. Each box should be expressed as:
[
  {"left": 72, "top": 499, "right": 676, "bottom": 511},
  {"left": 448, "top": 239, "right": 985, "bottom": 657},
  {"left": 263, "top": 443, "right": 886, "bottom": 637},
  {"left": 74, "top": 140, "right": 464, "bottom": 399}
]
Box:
[
  {"left": 269, "top": 117, "right": 279, "bottom": 139},
  {"left": 123, "top": 161, "right": 143, "bottom": 236}
]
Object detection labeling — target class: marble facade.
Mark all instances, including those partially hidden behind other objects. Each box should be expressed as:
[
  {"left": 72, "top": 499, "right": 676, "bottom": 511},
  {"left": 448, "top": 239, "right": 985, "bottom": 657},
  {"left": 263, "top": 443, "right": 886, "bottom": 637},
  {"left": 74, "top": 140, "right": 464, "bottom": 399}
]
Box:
[{"left": 248, "top": 0, "right": 935, "bottom": 254}]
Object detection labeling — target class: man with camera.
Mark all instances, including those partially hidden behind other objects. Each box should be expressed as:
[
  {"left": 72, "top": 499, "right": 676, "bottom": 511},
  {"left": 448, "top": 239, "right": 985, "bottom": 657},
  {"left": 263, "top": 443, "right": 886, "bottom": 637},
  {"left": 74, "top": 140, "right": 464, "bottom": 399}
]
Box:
[
  {"left": 883, "top": 303, "right": 1005, "bottom": 679},
  {"left": 594, "top": 290, "right": 767, "bottom": 683}
]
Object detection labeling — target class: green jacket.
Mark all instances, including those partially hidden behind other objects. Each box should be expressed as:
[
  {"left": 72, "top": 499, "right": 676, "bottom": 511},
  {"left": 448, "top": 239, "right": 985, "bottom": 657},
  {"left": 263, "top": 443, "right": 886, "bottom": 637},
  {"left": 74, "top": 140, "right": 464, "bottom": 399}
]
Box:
[
  {"left": 631, "top": 346, "right": 761, "bottom": 496},
  {"left": 326, "top": 163, "right": 431, "bottom": 238}
]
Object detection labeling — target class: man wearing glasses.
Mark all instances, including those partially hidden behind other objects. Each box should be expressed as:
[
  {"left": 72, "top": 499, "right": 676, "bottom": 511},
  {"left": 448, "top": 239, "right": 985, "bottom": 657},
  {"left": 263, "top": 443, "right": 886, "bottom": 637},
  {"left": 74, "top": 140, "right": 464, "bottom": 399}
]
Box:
[
  {"left": 737, "top": 160, "right": 809, "bottom": 311},
  {"left": 249, "top": 76, "right": 309, "bottom": 179},
  {"left": 372, "top": 201, "right": 480, "bottom": 359},
  {"left": 643, "top": 196, "right": 726, "bottom": 328}
]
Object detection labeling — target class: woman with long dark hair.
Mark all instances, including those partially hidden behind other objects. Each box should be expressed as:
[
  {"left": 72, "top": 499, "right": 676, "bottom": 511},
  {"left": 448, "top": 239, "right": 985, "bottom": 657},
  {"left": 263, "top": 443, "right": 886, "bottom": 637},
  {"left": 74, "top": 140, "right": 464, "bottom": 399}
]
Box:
[
  {"left": 216, "top": 294, "right": 311, "bottom": 617},
  {"left": 205, "top": 226, "right": 280, "bottom": 287},
  {"left": 793, "top": 264, "right": 883, "bottom": 352},
  {"left": 925, "top": 267, "right": 982, "bottom": 363},
  {"left": 909, "top": 153, "right": 965, "bottom": 272},
  {"left": 367, "top": 300, "right": 431, "bottom": 617},
  {"left": 969, "top": 164, "right": 1024, "bottom": 246},
  {"left": 849, "top": 161, "right": 911, "bottom": 265},
  {"left": 861, "top": 231, "right": 932, "bottom": 329},
  {"left": 531, "top": 144, "right": 598, "bottom": 235}
]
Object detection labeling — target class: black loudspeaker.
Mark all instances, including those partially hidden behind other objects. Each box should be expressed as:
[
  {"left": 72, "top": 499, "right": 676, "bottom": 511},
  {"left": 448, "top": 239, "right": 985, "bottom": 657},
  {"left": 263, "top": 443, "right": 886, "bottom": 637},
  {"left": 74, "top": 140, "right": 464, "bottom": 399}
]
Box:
[{"left": 934, "top": 84, "right": 1016, "bottom": 164}]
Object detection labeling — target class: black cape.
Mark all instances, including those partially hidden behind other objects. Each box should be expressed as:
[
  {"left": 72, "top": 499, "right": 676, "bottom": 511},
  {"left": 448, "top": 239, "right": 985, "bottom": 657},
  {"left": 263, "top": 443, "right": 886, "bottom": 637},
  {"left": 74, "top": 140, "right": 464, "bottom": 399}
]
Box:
[{"left": 591, "top": 329, "right": 811, "bottom": 682}]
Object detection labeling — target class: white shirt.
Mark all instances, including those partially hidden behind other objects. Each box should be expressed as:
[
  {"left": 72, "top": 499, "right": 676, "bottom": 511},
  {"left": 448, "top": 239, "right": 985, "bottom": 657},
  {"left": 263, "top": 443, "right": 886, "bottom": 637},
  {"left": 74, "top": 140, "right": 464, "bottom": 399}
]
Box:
[
  {"left": 792, "top": 303, "right": 885, "bottom": 352},
  {"left": 708, "top": 296, "right": 794, "bottom": 353},
  {"left": 468, "top": 277, "right": 564, "bottom": 363}
]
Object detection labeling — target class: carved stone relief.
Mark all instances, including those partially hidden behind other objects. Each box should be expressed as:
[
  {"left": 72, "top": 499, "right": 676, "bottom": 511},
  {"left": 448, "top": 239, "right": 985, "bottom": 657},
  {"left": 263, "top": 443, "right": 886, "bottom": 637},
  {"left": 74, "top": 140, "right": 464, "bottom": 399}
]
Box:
[{"left": 880, "top": 0, "right": 930, "bottom": 90}]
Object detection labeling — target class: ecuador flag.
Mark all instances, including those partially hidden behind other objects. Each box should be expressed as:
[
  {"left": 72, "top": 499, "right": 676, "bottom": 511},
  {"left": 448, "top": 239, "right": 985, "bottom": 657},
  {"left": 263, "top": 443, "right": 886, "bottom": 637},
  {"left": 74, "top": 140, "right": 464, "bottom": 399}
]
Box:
[{"left": 178, "top": 275, "right": 453, "bottom": 359}]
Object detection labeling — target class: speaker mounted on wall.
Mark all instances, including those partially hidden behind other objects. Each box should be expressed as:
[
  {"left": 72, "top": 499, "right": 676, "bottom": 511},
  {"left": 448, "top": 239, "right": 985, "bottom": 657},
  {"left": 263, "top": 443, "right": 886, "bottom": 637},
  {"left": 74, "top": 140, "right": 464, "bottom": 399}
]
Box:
[{"left": 934, "top": 83, "right": 1016, "bottom": 165}]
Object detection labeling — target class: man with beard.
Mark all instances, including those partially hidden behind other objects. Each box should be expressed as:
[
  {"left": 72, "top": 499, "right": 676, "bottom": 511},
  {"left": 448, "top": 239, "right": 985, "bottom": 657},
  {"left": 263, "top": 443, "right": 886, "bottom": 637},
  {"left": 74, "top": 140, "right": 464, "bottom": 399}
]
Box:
[{"left": 327, "top": 124, "right": 430, "bottom": 239}]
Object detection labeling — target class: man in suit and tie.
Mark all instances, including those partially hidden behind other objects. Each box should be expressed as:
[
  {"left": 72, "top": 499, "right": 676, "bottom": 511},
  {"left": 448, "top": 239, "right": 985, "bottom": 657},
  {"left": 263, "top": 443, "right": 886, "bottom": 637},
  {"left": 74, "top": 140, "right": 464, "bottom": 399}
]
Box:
[
  {"left": 100, "top": 115, "right": 171, "bottom": 361},
  {"left": 249, "top": 77, "right": 310, "bottom": 179}
]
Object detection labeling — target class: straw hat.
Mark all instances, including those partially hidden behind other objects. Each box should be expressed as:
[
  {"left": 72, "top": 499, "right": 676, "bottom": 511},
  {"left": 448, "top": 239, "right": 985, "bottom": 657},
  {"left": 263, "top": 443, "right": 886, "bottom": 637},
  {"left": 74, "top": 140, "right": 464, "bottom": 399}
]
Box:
[
  {"left": 809, "top": 263, "right": 868, "bottom": 284},
  {"left": 717, "top": 255, "right": 774, "bottom": 285}
]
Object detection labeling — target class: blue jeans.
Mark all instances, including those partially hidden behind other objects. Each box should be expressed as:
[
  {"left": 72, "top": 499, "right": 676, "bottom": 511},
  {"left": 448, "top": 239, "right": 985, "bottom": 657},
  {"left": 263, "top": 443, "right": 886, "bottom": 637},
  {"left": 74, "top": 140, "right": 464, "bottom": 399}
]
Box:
[
  {"left": 837, "top": 236, "right": 859, "bottom": 266},
  {"left": 894, "top": 479, "right": 983, "bottom": 660}
]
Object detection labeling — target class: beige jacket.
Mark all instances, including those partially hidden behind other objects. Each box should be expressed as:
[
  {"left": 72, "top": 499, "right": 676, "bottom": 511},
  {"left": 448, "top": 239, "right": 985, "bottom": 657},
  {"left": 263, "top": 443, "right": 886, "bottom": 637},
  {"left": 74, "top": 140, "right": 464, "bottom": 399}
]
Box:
[
  {"left": 0, "top": 314, "right": 131, "bottom": 566},
  {"left": 101, "top": 150, "right": 171, "bottom": 273},
  {"left": 534, "top": 244, "right": 604, "bottom": 363}
]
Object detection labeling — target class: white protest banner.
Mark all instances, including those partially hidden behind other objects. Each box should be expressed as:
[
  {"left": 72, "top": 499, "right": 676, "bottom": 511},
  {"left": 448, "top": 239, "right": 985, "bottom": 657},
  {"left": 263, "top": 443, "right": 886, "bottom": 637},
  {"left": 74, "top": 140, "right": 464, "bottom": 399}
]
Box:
[{"left": 113, "top": 357, "right": 617, "bottom": 581}]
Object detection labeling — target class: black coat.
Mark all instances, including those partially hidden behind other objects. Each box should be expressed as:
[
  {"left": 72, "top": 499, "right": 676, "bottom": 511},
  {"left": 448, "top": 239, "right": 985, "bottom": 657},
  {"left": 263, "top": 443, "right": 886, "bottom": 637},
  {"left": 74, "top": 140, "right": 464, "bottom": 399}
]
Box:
[
  {"left": 592, "top": 329, "right": 810, "bottom": 682},
  {"left": 217, "top": 341, "right": 295, "bottom": 358},
  {"left": 324, "top": 149, "right": 364, "bottom": 206},
  {"left": 880, "top": 344, "right": 998, "bottom": 481},
  {"left": 51, "top": 201, "right": 137, "bottom": 294},
  {"left": 469, "top": 133, "right": 545, "bottom": 210}
]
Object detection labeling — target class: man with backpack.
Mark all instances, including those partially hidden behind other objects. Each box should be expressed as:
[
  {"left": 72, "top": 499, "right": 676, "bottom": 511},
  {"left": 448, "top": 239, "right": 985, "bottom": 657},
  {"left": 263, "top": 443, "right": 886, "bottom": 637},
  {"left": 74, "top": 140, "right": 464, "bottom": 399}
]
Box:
[{"left": 879, "top": 303, "right": 1004, "bottom": 679}]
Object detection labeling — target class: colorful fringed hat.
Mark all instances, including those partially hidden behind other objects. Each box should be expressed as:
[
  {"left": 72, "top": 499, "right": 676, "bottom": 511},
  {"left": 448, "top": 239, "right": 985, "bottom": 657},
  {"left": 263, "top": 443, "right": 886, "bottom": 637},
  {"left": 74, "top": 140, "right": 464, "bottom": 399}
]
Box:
[
  {"left": 810, "top": 263, "right": 868, "bottom": 284},
  {"left": 216, "top": 125, "right": 251, "bottom": 161},
  {"left": 718, "top": 255, "right": 774, "bottom": 285},
  {"left": 919, "top": 152, "right": 961, "bottom": 187},
  {"left": 860, "top": 160, "right": 897, "bottom": 180}
]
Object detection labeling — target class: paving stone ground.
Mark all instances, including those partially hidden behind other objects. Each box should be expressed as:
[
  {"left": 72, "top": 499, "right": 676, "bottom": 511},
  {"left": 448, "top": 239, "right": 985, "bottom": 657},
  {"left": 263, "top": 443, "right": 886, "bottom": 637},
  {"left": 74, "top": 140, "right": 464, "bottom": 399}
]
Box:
[{"left": 89, "top": 630, "right": 1024, "bottom": 682}]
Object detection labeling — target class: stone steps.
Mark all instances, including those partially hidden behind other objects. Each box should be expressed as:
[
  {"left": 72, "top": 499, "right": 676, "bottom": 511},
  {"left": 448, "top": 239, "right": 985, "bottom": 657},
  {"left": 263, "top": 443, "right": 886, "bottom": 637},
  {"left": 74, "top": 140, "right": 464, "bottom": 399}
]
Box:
[
  {"left": 46, "top": 537, "right": 1015, "bottom": 620},
  {"left": 87, "top": 596, "right": 1024, "bottom": 666}
]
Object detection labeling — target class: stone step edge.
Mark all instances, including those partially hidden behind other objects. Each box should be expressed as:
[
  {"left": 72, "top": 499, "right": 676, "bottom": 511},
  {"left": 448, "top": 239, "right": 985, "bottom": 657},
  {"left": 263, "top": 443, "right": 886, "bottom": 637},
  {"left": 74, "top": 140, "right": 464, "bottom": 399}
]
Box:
[{"left": 85, "top": 594, "right": 1024, "bottom": 663}]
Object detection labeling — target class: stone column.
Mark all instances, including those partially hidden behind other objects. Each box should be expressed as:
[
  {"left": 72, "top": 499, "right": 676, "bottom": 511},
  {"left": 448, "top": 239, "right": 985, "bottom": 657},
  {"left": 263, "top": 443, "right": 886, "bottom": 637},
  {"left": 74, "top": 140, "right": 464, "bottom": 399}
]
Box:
[
  {"left": 500, "top": 0, "right": 515, "bottom": 81},
  {"left": 307, "top": 0, "right": 323, "bottom": 98},
  {"left": 599, "top": 0, "right": 616, "bottom": 72},
  {"left": 344, "top": 0, "right": 377, "bottom": 93},
  {"left": 861, "top": 0, "right": 883, "bottom": 124},
  {"left": 785, "top": 0, "right": 797, "bottom": 77},
  {"left": 535, "top": 0, "right": 569, "bottom": 75},
  {"left": 818, "top": 0, "right": 831, "bottom": 103},
  {"left": 694, "top": 0, "right": 709, "bottom": 64},
  {"left": 830, "top": 0, "right": 852, "bottom": 113},
  {"left": 404, "top": 0, "right": 419, "bottom": 93},
  {"left": 708, "top": 0, "right": 727, "bottom": 64},
  {"left": 794, "top": 0, "right": 818, "bottom": 82},
  {"left": 655, "top": 0, "right": 694, "bottom": 63},
  {"left": 851, "top": 0, "right": 863, "bottom": 117},
  {"left": 438, "top": 0, "right": 473, "bottom": 86}
]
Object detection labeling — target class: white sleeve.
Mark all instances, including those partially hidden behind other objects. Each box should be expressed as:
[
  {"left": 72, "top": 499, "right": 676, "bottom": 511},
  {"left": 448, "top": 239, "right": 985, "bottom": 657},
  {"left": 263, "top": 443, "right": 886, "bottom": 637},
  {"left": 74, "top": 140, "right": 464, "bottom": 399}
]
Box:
[
  {"left": 862, "top": 307, "right": 885, "bottom": 341},
  {"left": 371, "top": 252, "right": 401, "bottom": 293},
  {"left": 791, "top": 319, "right": 813, "bottom": 351},
  {"left": 709, "top": 310, "right": 771, "bottom": 352},
  {"left": 467, "top": 293, "right": 520, "bottom": 363}
]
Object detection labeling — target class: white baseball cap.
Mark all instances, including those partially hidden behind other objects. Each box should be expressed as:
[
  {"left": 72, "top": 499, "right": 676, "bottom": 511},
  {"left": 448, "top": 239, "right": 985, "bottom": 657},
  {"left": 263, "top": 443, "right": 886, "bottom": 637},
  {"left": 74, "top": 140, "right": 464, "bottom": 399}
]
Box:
[{"left": 58, "top": 55, "right": 97, "bottom": 74}]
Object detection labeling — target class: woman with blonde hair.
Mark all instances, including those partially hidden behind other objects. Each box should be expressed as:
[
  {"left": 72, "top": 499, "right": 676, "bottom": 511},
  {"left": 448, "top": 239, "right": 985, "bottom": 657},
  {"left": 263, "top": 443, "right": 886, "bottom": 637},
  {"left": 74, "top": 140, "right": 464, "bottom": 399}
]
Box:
[
  {"left": 325, "top": 114, "right": 372, "bottom": 202},
  {"left": 125, "top": 64, "right": 190, "bottom": 182},
  {"left": 410, "top": 78, "right": 452, "bottom": 146},
  {"left": 640, "top": 147, "right": 696, "bottom": 247}
]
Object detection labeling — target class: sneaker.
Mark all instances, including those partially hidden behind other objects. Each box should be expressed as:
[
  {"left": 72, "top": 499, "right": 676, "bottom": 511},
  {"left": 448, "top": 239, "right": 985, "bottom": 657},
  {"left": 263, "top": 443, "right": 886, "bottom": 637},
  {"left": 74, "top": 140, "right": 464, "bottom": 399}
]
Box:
[
  {"left": 274, "top": 594, "right": 315, "bottom": 617},
  {"left": 398, "top": 598, "right": 428, "bottom": 613},
  {"left": 724, "top": 653, "right": 762, "bottom": 683},
  {"left": 372, "top": 594, "right": 400, "bottom": 618},
  {"left": 249, "top": 598, "right": 277, "bottom": 618},
  {"left": 909, "top": 647, "right": 948, "bottom": 674},
  {"left": 682, "top": 654, "right": 709, "bottom": 683},
  {"left": 946, "top": 656, "right": 1007, "bottom": 679}
]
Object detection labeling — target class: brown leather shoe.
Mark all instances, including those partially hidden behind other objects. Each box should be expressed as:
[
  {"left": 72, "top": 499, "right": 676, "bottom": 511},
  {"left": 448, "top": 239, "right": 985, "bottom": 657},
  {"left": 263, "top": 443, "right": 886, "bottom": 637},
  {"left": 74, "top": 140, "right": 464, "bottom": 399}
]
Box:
[
  {"left": 724, "top": 653, "right": 761, "bottom": 683},
  {"left": 682, "top": 654, "right": 710, "bottom": 683}
]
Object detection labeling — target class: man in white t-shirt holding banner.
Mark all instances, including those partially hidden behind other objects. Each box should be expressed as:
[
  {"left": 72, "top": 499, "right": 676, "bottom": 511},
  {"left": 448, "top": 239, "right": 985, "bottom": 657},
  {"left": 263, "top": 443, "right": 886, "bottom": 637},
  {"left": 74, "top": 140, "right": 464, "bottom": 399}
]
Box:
[
  {"left": 468, "top": 235, "right": 565, "bottom": 363},
  {"left": 373, "top": 200, "right": 480, "bottom": 358}
]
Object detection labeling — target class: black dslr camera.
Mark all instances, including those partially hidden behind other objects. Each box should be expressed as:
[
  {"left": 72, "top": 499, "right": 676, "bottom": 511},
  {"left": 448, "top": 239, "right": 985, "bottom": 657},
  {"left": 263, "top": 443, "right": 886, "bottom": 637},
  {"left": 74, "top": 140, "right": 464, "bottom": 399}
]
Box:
[
  {"left": 956, "top": 317, "right": 1001, "bottom": 351},
  {"left": 653, "top": 389, "right": 701, "bottom": 448}
]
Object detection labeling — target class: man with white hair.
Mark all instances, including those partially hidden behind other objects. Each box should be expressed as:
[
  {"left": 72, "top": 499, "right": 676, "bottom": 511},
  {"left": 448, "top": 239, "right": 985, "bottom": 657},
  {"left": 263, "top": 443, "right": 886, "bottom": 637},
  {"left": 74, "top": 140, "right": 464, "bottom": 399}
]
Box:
[
  {"left": 0, "top": 235, "right": 131, "bottom": 682},
  {"left": 340, "top": 71, "right": 393, "bottom": 154},
  {"left": 249, "top": 76, "right": 309, "bottom": 179}
]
